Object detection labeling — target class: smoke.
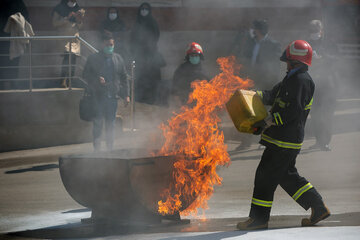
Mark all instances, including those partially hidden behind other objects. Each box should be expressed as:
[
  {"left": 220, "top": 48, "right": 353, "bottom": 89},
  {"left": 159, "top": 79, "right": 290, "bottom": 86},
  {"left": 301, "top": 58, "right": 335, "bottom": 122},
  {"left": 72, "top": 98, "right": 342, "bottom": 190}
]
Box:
[{"left": 7, "top": 0, "right": 359, "bottom": 222}]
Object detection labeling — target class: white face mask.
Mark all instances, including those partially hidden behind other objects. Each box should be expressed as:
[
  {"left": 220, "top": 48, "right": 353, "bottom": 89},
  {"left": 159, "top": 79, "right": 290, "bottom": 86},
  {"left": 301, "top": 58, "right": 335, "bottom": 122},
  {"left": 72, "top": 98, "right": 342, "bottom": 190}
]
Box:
[
  {"left": 249, "top": 28, "right": 255, "bottom": 39},
  {"left": 310, "top": 32, "right": 322, "bottom": 41},
  {"left": 109, "top": 13, "right": 117, "bottom": 21},
  {"left": 140, "top": 9, "right": 149, "bottom": 17},
  {"left": 67, "top": 1, "right": 76, "bottom": 8}
]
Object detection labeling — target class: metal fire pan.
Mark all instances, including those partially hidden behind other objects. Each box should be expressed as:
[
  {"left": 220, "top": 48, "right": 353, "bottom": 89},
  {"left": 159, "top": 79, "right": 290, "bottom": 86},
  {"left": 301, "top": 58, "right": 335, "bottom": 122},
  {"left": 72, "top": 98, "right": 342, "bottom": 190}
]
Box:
[{"left": 59, "top": 148, "right": 192, "bottom": 222}]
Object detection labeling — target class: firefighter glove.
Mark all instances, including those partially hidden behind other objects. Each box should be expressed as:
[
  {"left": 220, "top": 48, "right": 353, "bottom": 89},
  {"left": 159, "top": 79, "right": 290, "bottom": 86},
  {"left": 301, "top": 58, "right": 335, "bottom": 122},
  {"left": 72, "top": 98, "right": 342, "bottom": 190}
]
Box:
[
  {"left": 252, "top": 120, "right": 266, "bottom": 135},
  {"left": 252, "top": 116, "right": 275, "bottom": 135}
]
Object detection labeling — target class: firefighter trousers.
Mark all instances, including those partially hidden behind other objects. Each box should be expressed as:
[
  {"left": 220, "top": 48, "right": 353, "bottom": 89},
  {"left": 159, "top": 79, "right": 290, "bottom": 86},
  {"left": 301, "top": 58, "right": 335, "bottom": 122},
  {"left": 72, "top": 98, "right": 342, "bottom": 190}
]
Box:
[{"left": 249, "top": 146, "right": 323, "bottom": 222}]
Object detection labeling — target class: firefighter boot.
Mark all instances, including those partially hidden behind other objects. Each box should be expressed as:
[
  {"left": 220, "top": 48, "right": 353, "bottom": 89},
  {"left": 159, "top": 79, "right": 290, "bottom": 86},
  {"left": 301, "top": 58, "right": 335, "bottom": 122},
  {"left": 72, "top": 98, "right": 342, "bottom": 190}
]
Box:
[
  {"left": 237, "top": 218, "right": 268, "bottom": 231},
  {"left": 301, "top": 204, "right": 330, "bottom": 226}
]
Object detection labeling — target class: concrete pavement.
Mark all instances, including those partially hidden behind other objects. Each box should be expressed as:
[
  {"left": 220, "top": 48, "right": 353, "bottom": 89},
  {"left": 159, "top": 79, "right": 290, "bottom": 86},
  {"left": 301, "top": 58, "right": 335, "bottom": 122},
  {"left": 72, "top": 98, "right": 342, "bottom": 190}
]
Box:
[
  {"left": 1, "top": 97, "right": 360, "bottom": 239},
  {"left": 0, "top": 128, "right": 359, "bottom": 239}
]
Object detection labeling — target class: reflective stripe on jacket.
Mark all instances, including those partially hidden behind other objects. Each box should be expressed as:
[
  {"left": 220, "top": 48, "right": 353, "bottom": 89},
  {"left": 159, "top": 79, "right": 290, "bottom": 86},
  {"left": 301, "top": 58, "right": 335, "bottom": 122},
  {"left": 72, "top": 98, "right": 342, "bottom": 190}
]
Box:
[{"left": 257, "top": 66, "right": 315, "bottom": 149}]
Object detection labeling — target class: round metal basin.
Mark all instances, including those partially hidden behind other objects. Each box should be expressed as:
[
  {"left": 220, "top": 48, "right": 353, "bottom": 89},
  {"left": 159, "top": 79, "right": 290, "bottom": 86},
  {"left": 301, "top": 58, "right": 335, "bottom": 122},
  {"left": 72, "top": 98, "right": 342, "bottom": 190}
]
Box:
[{"left": 59, "top": 148, "right": 192, "bottom": 222}]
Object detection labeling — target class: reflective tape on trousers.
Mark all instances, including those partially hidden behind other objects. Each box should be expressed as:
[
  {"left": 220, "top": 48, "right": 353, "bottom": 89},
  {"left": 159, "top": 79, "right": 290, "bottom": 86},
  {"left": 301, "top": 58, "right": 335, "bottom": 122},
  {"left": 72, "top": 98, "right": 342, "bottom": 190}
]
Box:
[
  {"left": 261, "top": 134, "right": 303, "bottom": 149},
  {"left": 292, "top": 183, "right": 314, "bottom": 201},
  {"left": 252, "top": 197, "right": 273, "bottom": 207}
]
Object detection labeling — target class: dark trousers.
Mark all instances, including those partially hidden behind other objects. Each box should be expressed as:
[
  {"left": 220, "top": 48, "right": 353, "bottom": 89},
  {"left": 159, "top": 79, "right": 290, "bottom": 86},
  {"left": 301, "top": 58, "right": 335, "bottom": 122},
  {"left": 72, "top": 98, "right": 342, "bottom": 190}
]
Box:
[
  {"left": 92, "top": 97, "right": 118, "bottom": 151},
  {"left": 250, "top": 146, "right": 323, "bottom": 222},
  {"left": 60, "top": 52, "right": 85, "bottom": 88},
  {"left": 134, "top": 66, "right": 161, "bottom": 105},
  {"left": 311, "top": 99, "right": 336, "bottom": 146},
  {"left": 310, "top": 79, "right": 337, "bottom": 146},
  {"left": 61, "top": 52, "right": 77, "bottom": 78}
]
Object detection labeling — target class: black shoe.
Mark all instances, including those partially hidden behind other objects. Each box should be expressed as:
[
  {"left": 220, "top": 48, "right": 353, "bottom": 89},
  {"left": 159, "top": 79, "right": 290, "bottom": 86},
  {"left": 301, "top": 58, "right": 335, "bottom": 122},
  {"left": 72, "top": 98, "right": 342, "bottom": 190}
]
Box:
[
  {"left": 301, "top": 204, "right": 330, "bottom": 226},
  {"left": 236, "top": 218, "right": 268, "bottom": 230}
]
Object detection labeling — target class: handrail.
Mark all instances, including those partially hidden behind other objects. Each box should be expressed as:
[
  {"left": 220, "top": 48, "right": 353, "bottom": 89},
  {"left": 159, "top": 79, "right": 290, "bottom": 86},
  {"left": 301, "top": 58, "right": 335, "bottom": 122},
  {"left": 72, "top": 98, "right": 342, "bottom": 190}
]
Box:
[
  {"left": 337, "top": 43, "right": 360, "bottom": 59},
  {"left": 0, "top": 35, "right": 98, "bottom": 92},
  {"left": 0, "top": 36, "right": 98, "bottom": 53},
  {"left": 77, "top": 36, "right": 98, "bottom": 53}
]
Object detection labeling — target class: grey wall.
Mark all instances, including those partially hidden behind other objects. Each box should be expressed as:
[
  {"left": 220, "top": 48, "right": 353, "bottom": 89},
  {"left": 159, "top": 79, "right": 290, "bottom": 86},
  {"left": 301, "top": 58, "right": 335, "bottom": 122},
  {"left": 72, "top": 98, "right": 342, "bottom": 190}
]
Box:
[{"left": 0, "top": 89, "right": 92, "bottom": 152}]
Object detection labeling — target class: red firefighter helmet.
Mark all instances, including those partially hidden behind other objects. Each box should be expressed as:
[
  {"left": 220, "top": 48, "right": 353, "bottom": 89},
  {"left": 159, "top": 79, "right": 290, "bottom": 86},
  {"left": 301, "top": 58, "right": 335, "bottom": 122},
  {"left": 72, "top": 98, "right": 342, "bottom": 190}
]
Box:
[
  {"left": 280, "top": 40, "right": 313, "bottom": 66},
  {"left": 186, "top": 42, "right": 204, "bottom": 58}
]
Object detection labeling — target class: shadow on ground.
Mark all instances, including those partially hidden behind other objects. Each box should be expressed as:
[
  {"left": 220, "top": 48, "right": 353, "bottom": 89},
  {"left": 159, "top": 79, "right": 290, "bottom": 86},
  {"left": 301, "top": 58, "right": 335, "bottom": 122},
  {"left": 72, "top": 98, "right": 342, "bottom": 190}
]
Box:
[
  {"left": 159, "top": 231, "right": 248, "bottom": 240},
  {"left": 5, "top": 164, "right": 59, "bottom": 174},
  {"left": 2, "top": 212, "right": 359, "bottom": 239},
  {"left": 62, "top": 208, "right": 91, "bottom": 214}
]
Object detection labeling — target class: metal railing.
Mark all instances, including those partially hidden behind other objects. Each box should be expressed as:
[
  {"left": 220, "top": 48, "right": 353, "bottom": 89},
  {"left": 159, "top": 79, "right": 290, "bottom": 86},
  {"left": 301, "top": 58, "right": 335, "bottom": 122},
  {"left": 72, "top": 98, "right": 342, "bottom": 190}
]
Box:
[
  {"left": 0, "top": 36, "right": 98, "bottom": 92},
  {"left": 337, "top": 43, "right": 360, "bottom": 59},
  {"left": 0, "top": 35, "right": 138, "bottom": 130}
]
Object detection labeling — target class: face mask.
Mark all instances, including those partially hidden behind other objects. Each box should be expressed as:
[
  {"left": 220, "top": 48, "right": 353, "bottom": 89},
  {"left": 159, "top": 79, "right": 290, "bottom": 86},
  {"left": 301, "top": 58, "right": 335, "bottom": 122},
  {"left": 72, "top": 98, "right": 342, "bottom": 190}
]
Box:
[
  {"left": 140, "top": 9, "right": 149, "bottom": 17},
  {"left": 249, "top": 28, "right": 255, "bottom": 38},
  {"left": 109, "top": 13, "right": 117, "bottom": 21},
  {"left": 310, "top": 32, "right": 322, "bottom": 41},
  {"left": 67, "top": 1, "right": 76, "bottom": 8},
  {"left": 189, "top": 55, "right": 200, "bottom": 65},
  {"left": 103, "top": 46, "right": 114, "bottom": 54}
]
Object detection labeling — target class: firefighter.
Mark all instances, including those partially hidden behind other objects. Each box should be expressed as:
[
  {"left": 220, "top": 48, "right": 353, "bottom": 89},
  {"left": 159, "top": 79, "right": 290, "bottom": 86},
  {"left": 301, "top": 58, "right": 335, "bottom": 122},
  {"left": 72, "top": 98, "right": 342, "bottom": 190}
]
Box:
[
  {"left": 236, "top": 40, "right": 330, "bottom": 230},
  {"left": 171, "top": 42, "right": 209, "bottom": 105}
]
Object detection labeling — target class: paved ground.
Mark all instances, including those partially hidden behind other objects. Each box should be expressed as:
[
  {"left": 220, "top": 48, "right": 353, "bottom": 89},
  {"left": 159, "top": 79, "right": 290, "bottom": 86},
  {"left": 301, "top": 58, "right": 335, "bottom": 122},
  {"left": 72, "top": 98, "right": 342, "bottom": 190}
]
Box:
[
  {"left": 0, "top": 99, "right": 360, "bottom": 239},
  {"left": 0, "top": 129, "right": 359, "bottom": 239}
]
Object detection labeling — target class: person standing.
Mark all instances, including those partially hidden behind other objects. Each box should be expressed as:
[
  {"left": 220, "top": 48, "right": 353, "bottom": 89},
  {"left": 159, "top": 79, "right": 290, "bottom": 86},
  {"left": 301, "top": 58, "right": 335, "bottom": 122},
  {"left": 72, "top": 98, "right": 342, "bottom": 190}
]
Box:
[
  {"left": 231, "top": 19, "right": 281, "bottom": 150},
  {"left": 100, "top": 7, "right": 130, "bottom": 67},
  {"left": 130, "top": 2, "right": 166, "bottom": 105},
  {"left": 307, "top": 20, "right": 338, "bottom": 151},
  {"left": 232, "top": 19, "right": 281, "bottom": 89},
  {"left": 101, "top": 7, "right": 126, "bottom": 34},
  {"left": 171, "top": 42, "right": 209, "bottom": 105},
  {"left": 52, "top": 0, "right": 85, "bottom": 88},
  {"left": 83, "top": 32, "right": 130, "bottom": 152},
  {"left": 236, "top": 40, "right": 330, "bottom": 230},
  {"left": 0, "top": 0, "right": 29, "bottom": 90}
]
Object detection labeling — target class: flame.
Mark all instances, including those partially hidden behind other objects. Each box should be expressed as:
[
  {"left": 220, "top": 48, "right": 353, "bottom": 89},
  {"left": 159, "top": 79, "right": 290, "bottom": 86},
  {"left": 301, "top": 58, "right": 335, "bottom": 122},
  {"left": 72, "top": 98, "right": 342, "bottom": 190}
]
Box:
[{"left": 157, "top": 56, "right": 253, "bottom": 216}]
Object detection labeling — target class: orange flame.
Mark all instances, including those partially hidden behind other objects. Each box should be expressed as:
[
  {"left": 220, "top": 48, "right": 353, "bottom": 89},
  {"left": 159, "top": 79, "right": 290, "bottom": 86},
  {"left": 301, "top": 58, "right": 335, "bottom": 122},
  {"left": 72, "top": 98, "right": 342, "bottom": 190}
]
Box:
[{"left": 157, "top": 56, "right": 253, "bottom": 216}]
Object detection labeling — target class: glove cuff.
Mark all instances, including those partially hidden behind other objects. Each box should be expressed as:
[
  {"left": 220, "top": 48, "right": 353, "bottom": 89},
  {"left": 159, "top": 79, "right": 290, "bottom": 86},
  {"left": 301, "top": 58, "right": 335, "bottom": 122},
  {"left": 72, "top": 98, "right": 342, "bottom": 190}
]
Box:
[{"left": 264, "top": 115, "right": 275, "bottom": 127}]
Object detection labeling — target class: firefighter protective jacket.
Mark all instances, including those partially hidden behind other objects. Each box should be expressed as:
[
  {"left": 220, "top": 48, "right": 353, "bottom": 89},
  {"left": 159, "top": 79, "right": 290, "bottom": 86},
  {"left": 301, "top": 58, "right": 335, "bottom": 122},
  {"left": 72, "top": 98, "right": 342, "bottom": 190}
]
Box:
[{"left": 257, "top": 66, "right": 314, "bottom": 149}]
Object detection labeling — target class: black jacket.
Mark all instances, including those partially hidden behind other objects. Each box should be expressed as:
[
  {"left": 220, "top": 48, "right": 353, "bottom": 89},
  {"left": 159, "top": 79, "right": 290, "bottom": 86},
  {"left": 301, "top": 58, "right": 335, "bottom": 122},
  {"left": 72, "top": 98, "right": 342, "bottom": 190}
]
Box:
[
  {"left": 52, "top": 0, "right": 80, "bottom": 21},
  {"left": 83, "top": 52, "right": 129, "bottom": 99},
  {"left": 130, "top": 2, "right": 159, "bottom": 55},
  {"left": 232, "top": 32, "right": 281, "bottom": 89},
  {"left": 172, "top": 61, "right": 209, "bottom": 103},
  {"left": 101, "top": 8, "right": 126, "bottom": 34},
  {"left": 258, "top": 66, "right": 315, "bottom": 149}
]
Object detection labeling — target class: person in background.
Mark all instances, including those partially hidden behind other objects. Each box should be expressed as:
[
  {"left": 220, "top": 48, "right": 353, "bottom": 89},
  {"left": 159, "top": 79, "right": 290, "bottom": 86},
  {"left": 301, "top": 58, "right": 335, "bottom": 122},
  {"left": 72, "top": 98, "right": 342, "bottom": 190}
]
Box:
[
  {"left": 237, "top": 40, "right": 330, "bottom": 231},
  {"left": 52, "top": 0, "right": 85, "bottom": 88},
  {"left": 307, "top": 20, "right": 338, "bottom": 151},
  {"left": 83, "top": 32, "right": 130, "bottom": 152},
  {"left": 0, "top": 0, "right": 29, "bottom": 90},
  {"left": 101, "top": 7, "right": 126, "bottom": 34},
  {"left": 232, "top": 19, "right": 281, "bottom": 89},
  {"left": 130, "top": 2, "right": 166, "bottom": 105},
  {"left": 171, "top": 42, "right": 209, "bottom": 105},
  {"left": 100, "top": 7, "right": 130, "bottom": 68},
  {"left": 231, "top": 19, "right": 281, "bottom": 151}
]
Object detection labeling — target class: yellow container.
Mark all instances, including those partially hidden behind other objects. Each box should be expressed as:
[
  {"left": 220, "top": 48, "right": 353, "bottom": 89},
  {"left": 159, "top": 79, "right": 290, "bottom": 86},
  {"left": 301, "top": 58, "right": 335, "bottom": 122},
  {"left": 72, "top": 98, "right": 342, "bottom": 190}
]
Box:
[{"left": 226, "top": 89, "right": 268, "bottom": 133}]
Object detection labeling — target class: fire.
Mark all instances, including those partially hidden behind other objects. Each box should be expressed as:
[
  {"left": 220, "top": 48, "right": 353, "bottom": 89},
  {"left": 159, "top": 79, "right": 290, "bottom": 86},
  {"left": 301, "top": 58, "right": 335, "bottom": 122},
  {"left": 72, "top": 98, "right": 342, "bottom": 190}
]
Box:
[{"left": 157, "top": 56, "right": 253, "bottom": 216}]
